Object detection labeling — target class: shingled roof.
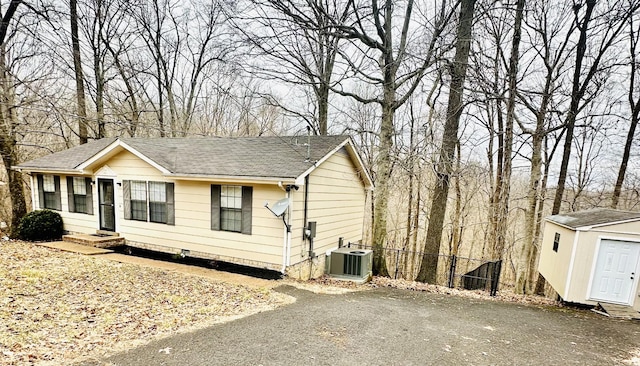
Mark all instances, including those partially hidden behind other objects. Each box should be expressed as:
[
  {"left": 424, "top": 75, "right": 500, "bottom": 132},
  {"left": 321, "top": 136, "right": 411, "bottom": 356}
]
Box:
[
  {"left": 547, "top": 208, "right": 640, "bottom": 229},
  {"left": 15, "top": 135, "right": 369, "bottom": 184}
]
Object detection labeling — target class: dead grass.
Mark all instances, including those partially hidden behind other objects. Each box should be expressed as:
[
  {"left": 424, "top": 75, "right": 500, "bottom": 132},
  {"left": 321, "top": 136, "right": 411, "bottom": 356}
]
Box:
[
  {"left": 0, "top": 240, "right": 294, "bottom": 366},
  {"left": 303, "top": 275, "right": 559, "bottom": 306}
]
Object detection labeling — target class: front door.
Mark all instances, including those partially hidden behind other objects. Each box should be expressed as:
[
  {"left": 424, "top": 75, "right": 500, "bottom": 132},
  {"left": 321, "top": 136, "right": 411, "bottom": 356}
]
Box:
[
  {"left": 98, "top": 178, "right": 116, "bottom": 231},
  {"left": 590, "top": 239, "right": 640, "bottom": 305}
]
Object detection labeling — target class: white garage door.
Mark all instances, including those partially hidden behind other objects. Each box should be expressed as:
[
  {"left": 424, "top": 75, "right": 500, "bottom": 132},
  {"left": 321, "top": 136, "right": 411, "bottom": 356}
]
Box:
[{"left": 589, "top": 239, "right": 640, "bottom": 305}]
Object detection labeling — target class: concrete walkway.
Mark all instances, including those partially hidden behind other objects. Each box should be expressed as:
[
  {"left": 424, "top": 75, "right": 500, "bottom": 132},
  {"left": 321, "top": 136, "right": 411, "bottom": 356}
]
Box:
[{"left": 37, "top": 241, "right": 278, "bottom": 289}]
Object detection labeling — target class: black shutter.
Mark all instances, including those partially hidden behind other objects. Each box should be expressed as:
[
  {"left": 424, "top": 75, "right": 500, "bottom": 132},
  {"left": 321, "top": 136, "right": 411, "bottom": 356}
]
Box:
[
  {"left": 241, "top": 186, "right": 252, "bottom": 235},
  {"left": 211, "top": 184, "right": 221, "bottom": 231},
  {"left": 85, "top": 178, "right": 93, "bottom": 215},
  {"left": 123, "top": 180, "right": 131, "bottom": 220},
  {"left": 67, "top": 177, "right": 75, "bottom": 212},
  {"left": 53, "top": 176, "right": 61, "bottom": 211},
  {"left": 37, "top": 174, "right": 45, "bottom": 209},
  {"left": 166, "top": 182, "right": 175, "bottom": 225}
]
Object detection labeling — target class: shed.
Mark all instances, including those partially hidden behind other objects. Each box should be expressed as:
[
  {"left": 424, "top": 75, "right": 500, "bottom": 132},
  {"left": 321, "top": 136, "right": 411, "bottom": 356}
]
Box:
[
  {"left": 14, "top": 135, "right": 372, "bottom": 279},
  {"left": 538, "top": 208, "right": 640, "bottom": 309}
]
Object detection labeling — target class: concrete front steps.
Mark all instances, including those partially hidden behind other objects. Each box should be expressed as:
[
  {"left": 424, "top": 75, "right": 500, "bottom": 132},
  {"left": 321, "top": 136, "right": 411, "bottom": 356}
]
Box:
[{"left": 62, "top": 230, "right": 125, "bottom": 249}]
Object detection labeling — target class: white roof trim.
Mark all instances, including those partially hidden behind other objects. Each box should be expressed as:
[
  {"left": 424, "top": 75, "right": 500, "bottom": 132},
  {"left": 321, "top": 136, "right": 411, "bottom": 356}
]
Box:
[
  {"left": 12, "top": 167, "right": 83, "bottom": 175},
  {"left": 166, "top": 173, "right": 295, "bottom": 185},
  {"left": 294, "top": 137, "right": 373, "bottom": 189},
  {"left": 76, "top": 139, "right": 171, "bottom": 175},
  {"left": 576, "top": 218, "right": 640, "bottom": 231},
  {"left": 546, "top": 216, "right": 640, "bottom": 231}
]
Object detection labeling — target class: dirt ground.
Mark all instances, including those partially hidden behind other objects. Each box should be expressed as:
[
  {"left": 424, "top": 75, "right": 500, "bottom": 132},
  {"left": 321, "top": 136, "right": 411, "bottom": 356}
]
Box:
[
  {"left": 89, "top": 285, "right": 640, "bottom": 366},
  {"left": 0, "top": 241, "right": 293, "bottom": 365}
]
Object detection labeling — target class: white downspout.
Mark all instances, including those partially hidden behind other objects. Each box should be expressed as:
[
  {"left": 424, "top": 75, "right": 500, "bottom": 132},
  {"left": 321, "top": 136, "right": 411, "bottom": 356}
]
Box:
[
  {"left": 29, "top": 174, "right": 36, "bottom": 211},
  {"left": 279, "top": 181, "right": 289, "bottom": 274}
]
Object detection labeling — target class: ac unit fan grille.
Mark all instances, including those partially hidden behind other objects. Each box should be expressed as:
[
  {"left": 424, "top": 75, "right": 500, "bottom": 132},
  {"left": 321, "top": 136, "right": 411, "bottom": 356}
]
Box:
[{"left": 343, "top": 254, "right": 362, "bottom": 276}]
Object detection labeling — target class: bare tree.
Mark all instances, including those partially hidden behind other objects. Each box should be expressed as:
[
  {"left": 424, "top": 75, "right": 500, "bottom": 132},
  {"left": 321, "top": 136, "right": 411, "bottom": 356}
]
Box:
[
  {"left": 551, "top": 0, "right": 640, "bottom": 215},
  {"left": 236, "top": 0, "right": 351, "bottom": 135},
  {"left": 416, "top": 0, "right": 476, "bottom": 283},
  {"left": 325, "top": 0, "right": 455, "bottom": 276},
  {"left": 612, "top": 8, "right": 640, "bottom": 208},
  {"left": 70, "top": 0, "right": 88, "bottom": 143},
  {"left": 514, "top": 0, "right": 574, "bottom": 294}
]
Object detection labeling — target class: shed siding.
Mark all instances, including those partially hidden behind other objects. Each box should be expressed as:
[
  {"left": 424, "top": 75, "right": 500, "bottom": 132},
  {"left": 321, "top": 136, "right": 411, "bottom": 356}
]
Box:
[
  {"left": 540, "top": 218, "right": 640, "bottom": 308},
  {"left": 565, "top": 225, "right": 640, "bottom": 308},
  {"left": 289, "top": 149, "right": 366, "bottom": 265},
  {"left": 538, "top": 222, "right": 576, "bottom": 299}
]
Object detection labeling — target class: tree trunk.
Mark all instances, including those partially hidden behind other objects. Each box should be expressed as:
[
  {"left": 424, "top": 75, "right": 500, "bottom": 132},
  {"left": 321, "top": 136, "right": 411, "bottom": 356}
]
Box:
[
  {"left": 372, "top": 87, "right": 393, "bottom": 277},
  {"left": 612, "top": 18, "right": 640, "bottom": 209},
  {"left": 0, "top": 46, "right": 26, "bottom": 236},
  {"left": 71, "top": 0, "right": 89, "bottom": 144},
  {"left": 318, "top": 83, "right": 329, "bottom": 135},
  {"left": 551, "top": 0, "right": 597, "bottom": 215},
  {"left": 416, "top": 0, "right": 476, "bottom": 283}
]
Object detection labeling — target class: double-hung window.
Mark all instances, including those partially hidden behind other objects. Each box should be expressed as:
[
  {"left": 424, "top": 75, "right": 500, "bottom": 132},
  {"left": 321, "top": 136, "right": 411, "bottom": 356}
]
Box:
[
  {"left": 211, "top": 185, "right": 252, "bottom": 234},
  {"left": 221, "top": 186, "right": 242, "bottom": 232},
  {"left": 37, "top": 174, "right": 61, "bottom": 210},
  {"left": 130, "top": 181, "right": 148, "bottom": 221},
  {"left": 149, "top": 182, "right": 168, "bottom": 223},
  {"left": 123, "top": 180, "right": 174, "bottom": 225},
  {"left": 67, "top": 176, "right": 93, "bottom": 214}
]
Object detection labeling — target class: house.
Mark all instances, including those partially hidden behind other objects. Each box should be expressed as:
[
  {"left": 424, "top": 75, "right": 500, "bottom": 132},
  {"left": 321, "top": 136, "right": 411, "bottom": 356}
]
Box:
[
  {"left": 14, "top": 135, "right": 373, "bottom": 279},
  {"left": 538, "top": 208, "right": 640, "bottom": 309}
]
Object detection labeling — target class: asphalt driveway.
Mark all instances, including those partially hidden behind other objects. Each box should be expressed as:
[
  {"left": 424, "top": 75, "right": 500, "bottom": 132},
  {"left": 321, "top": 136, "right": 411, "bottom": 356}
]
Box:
[{"left": 88, "top": 286, "right": 640, "bottom": 365}]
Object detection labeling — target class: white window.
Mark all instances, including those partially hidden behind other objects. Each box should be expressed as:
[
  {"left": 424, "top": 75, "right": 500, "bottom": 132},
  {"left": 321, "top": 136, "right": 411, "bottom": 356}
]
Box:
[
  {"left": 130, "top": 181, "right": 147, "bottom": 221},
  {"left": 221, "top": 185, "right": 242, "bottom": 232},
  {"left": 73, "top": 177, "right": 86, "bottom": 195},
  {"left": 43, "top": 175, "right": 55, "bottom": 192}
]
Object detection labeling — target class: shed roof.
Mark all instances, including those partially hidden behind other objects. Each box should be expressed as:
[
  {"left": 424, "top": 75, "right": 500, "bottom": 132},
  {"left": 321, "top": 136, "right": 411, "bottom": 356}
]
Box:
[
  {"left": 546, "top": 208, "right": 640, "bottom": 229},
  {"left": 15, "top": 135, "right": 372, "bottom": 187}
]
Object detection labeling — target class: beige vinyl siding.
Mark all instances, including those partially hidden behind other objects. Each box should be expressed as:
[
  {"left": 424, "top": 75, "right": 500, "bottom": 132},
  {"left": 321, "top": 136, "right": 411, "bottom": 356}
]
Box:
[
  {"left": 290, "top": 148, "right": 366, "bottom": 265},
  {"left": 106, "top": 150, "right": 288, "bottom": 266},
  {"left": 61, "top": 187, "right": 98, "bottom": 233},
  {"left": 30, "top": 174, "right": 98, "bottom": 234},
  {"left": 537, "top": 222, "right": 577, "bottom": 300},
  {"left": 565, "top": 224, "right": 640, "bottom": 306},
  {"left": 539, "top": 219, "right": 640, "bottom": 307}
]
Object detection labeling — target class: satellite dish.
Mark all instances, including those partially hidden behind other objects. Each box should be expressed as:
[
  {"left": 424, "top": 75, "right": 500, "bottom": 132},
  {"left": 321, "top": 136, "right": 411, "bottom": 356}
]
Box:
[
  {"left": 265, "top": 198, "right": 292, "bottom": 232},
  {"left": 269, "top": 197, "right": 290, "bottom": 217}
]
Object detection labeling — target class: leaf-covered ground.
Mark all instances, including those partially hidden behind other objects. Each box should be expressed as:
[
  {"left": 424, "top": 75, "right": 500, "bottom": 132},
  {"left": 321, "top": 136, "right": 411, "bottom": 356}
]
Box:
[{"left": 0, "top": 240, "right": 294, "bottom": 365}]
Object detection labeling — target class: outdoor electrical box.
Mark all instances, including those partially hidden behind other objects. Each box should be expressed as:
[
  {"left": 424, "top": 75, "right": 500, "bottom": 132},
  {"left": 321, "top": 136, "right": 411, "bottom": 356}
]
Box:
[{"left": 306, "top": 221, "right": 317, "bottom": 239}]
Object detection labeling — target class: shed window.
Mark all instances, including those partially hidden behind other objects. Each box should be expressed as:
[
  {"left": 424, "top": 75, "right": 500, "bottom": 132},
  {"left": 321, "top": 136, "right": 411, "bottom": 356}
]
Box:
[
  {"left": 211, "top": 185, "right": 252, "bottom": 234},
  {"left": 37, "top": 174, "right": 61, "bottom": 210},
  {"left": 123, "top": 180, "right": 174, "bottom": 225},
  {"left": 67, "top": 176, "right": 93, "bottom": 214},
  {"left": 553, "top": 233, "right": 560, "bottom": 252}
]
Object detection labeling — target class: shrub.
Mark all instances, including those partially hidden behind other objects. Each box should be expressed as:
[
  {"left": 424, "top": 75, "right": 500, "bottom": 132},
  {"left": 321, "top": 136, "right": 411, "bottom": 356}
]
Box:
[{"left": 17, "top": 210, "right": 64, "bottom": 241}]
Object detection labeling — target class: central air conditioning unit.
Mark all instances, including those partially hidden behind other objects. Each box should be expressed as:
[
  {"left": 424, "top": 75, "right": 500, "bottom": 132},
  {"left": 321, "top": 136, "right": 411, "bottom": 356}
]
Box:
[{"left": 328, "top": 247, "right": 373, "bottom": 283}]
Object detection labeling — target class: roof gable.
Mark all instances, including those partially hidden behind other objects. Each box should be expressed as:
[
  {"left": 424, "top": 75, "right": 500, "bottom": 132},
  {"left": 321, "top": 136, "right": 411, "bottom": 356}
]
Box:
[{"left": 546, "top": 208, "right": 640, "bottom": 229}]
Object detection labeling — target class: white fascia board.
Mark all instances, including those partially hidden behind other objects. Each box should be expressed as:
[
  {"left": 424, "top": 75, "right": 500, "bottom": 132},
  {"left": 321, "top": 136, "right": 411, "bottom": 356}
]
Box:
[
  {"left": 12, "top": 167, "right": 84, "bottom": 175},
  {"left": 294, "top": 137, "right": 374, "bottom": 189},
  {"left": 76, "top": 138, "right": 122, "bottom": 171},
  {"left": 77, "top": 139, "right": 171, "bottom": 175},
  {"left": 578, "top": 218, "right": 640, "bottom": 231},
  {"left": 166, "top": 174, "right": 295, "bottom": 185},
  {"left": 118, "top": 141, "right": 172, "bottom": 174}
]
